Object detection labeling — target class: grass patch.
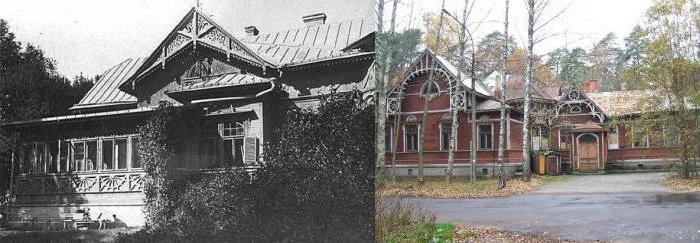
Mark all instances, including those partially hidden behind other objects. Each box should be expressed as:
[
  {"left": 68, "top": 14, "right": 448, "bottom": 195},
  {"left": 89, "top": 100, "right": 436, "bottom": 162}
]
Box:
[
  {"left": 377, "top": 175, "right": 568, "bottom": 199},
  {"left": 663, "top": 176, "right": 700, "bottom": 192},
  {"left": 0, "top": 227, "right": 140, "bottom": 242},
  {"left": 375, "top": 198, "right": 457, "bottom": 242}
]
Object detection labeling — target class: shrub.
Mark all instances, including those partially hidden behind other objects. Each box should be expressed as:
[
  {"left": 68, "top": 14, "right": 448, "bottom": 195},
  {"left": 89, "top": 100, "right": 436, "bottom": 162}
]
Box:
[
  {"left": 131, "top": 90, "right": 375, "bottom": 241},
  {"left": 172, "top": 170, "right": 255, "bottom": 241},
  {"left": 375, "top": 198, "right": 438, "bottom": 242},
  {"left": 137, "top": 102, "right": 185, "bottom": 230}
]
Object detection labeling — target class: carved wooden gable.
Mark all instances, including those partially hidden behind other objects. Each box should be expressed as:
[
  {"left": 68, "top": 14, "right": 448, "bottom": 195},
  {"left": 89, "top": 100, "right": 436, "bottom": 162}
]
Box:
[
  {"left": 555, "top": 87, "right": 607, "bottom": 123},
  {"left": 125, "top": 7, "right": 274, "bottom": 88}
]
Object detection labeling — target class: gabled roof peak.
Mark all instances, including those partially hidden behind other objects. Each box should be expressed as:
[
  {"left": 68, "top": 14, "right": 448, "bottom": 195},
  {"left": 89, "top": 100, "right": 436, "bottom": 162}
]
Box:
[{"left": 121, "top": 7, "right": 276, "bottom": 92}]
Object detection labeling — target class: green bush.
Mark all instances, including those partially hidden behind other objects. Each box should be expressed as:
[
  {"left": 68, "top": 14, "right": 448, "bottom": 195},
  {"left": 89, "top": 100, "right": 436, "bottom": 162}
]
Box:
[{"left": 129, "top": 91, "right": 375, "bottom": 241}]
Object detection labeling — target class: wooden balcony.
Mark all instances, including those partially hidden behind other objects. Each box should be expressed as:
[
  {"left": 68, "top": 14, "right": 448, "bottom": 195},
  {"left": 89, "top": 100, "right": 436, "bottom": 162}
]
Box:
[{"left": 13, "top": 171, "right": 146, "bottom": 195}]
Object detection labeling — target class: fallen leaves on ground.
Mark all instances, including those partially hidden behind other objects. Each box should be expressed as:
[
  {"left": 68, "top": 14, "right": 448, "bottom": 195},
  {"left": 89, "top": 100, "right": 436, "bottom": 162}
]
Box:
[
  {"left": 663, "top": 176, "right": 700, "bottom": 192},
  {"left": 454, "top": 225, "right": 610, "bottom": 243},
  {"left": 377, "top": 176, "right": 567, "bottom": 199}
]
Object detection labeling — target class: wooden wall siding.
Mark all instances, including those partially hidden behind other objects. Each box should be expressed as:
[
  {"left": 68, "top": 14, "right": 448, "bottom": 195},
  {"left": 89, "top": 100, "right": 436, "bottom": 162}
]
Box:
[
  {"left": 385, "top": 110, "right": 524, "bottom": 165},
  {"left": 385, "top": 150, "right": 524, "bottom": 165},
  {"left": 608, "top": 147, "right": 677, "bottom": 161},
  {"left": 279, "top": 61, "right": 373, "bottom": 97}
]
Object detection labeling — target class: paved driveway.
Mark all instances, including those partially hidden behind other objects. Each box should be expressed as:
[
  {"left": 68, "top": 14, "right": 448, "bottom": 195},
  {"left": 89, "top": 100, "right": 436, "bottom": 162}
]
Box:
[{"left": 408, "top": 173, "right": 700, "bottom": 242}]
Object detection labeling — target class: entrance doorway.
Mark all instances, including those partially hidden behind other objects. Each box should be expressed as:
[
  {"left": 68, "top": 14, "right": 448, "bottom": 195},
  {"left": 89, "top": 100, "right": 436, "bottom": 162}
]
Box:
[{"left": 577, "top": 133, "right": 599, "bottom": 172}]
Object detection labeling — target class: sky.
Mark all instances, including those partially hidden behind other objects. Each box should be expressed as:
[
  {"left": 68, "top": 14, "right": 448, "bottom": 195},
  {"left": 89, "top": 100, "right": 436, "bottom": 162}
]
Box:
[
  {"left": 0, "top": 0, "right": 374, "bottom": 78},
  {"left": 384, "top": 0, "right": 654, "bottom": 57}
]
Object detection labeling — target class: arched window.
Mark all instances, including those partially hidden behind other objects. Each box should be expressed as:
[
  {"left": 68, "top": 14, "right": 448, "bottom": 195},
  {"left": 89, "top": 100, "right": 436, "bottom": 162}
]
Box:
[
  {"left": 421, "top": 81, "right": 440, "bottom": 97},
  {"left": 570, "top": 105, "right": 582, "bottom": 113}
]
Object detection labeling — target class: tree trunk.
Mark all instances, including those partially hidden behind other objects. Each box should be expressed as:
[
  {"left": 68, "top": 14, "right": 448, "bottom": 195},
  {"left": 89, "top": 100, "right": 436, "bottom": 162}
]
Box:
[
  {"left": 522, "top": 0, "right": 535, "bottom": 181},
  {"left": 376, "top": 0, "right": 399, "bottom": 181},
  {"left": 375, "top": 0, "right": 386, "bottom": 178},
  {"left": 497, "top": 0, "right": 509, "bottom": 188},
  {"left": 419, "top": 0, "right": 446, "bottom": 184},
  {"left": 446, "top": 0, "right": 469, "bottom": 185}
]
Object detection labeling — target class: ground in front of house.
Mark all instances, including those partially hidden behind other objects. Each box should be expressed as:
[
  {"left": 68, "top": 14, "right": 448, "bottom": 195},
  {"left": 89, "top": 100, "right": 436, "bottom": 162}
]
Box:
[
  {"left": 377, "top": 175, "right": 568, "bottom": 199},
  {"left": 407, "top": 172, "right": 700, "bottom": 242},
  {"left": 0, "top": 227, "right": 140, "bottom": 242}
]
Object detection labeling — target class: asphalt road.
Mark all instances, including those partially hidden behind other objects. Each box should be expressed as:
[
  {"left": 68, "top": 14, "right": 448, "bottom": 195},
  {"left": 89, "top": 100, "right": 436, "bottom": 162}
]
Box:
[{"left": 407, "top": 173, "right": 700, "bottom": 242}]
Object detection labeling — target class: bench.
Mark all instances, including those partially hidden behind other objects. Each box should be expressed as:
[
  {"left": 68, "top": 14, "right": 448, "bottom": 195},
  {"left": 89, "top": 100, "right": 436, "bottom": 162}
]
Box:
[{"left": 61, "top": 212, "right": 102, "bottom": 230}]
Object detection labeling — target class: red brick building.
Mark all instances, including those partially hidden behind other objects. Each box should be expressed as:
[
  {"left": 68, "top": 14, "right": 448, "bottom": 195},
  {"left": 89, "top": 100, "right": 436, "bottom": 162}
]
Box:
[{"left": 384, "top": 49, "right": 681, "bottom": 177}]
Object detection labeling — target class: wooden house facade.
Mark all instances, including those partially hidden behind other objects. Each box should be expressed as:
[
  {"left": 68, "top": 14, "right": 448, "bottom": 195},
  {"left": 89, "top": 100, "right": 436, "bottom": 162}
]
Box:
[
  {"left": 3, "top": 8, "right": 374, "bottom": 227},
  {"left": 385, "top": 49, "right": 684, "bottom": 177}
]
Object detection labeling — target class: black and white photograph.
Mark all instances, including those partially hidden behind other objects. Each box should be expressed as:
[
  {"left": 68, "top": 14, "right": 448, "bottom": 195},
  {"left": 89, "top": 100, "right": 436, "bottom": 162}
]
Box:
[{"left": 0, "top": 0, "right": 375, "bottom": 241}]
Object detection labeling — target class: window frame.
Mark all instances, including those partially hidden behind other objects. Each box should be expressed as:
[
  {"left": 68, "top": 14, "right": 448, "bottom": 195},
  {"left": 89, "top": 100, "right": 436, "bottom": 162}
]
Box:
[
  {"left": 420, "top": 81, "right": 440, "bottom": 98},
  {"left": 477, "top": 124, "right": 494, "bottom": 150},
  {"left": 662, "top": 125, "right": 680, "bottom": 148},
  {"left": 440, "top": 123, "right": 456, "bottom": 151},
  {"left": 404, "top": 124, "right": 420, "bottom": 152},
  {"left": 608, "top": 126, "right": 619, "bottom": 149},
  {"left": 631, "top": 127, "right": 649, "bottom": 148}
]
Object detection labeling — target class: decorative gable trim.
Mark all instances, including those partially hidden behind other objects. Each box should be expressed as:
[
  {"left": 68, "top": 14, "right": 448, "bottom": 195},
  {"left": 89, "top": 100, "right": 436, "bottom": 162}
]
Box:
[
  {"left": 121, "top": 7, "right": 276, "bottom": 93},
  {"left": 555, "top": 87, "right": 608, "bottom": 123}
]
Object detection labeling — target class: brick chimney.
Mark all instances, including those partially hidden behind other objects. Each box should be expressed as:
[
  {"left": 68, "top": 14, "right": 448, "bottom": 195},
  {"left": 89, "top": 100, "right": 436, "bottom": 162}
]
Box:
[
  {"left": 302, "top": 13, "right": 327, "bottom": 26},
  {"left": 583, "top": 79, "right": 599, "bottom": 93},
  {"left": 245, "top": 26, "right": 259, "bottom": 36}
]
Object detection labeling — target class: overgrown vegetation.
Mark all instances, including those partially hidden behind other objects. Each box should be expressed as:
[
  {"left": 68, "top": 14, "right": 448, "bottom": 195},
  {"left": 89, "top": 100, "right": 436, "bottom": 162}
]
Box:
[
  {"left": 618, "top": 0, "right": 700, "bottom": 179},
  {"left": 137, "top": 102, "right": 185, "bottom": 230},
  {"left": 375, "top": 198, "right": 442, "bottom": 242},
  {"left": 123, "top": 90, "right": 374, "bottom": 241}
]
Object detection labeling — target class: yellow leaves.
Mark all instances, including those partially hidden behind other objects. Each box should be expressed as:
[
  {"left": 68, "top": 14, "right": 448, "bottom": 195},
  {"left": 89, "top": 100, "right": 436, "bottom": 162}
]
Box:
[
  {"left": 377, "top": 176, "right": 555, "bottom": 199},
  {"left": 663, "top": 176, "right": 700, "bottom": 192}
]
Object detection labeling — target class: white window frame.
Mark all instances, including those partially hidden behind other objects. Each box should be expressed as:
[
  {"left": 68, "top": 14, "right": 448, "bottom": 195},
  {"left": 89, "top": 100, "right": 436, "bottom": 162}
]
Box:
[
  {"left": 630, "top": 127, "right": 649, "bottom": 148},
  {"left": 386, "top": 125, "right": 394, "bottom": 152},
  {"left": 440, "top": 123, "right": 456, "bottom": 151},
  {"left": 608, "top": 126, "right": 619, "bottom": 149},
  {"left": 477, "top": 123, "right": 494, "bottom": 151},
  {"left": 404, "top": 124, "right": 420, "bottom": 152}
]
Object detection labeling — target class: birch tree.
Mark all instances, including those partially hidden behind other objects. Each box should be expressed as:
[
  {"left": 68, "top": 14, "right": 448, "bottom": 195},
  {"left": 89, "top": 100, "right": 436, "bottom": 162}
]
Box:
[
  {"left": 418, "top": 0, "right": 446, "bottom": 184},
  {"left": 445, "top": 0, "right": 471, "bottom": 184},
  {"left": 522, "top": 0, "right": 566, "bottom": 181},
  {"left": 376, "top": 0, "right": 387, "bottom": 181},
  {"left": 376, "top": 0, "right": 400, "bottom": 181},
  {"left": 497, "top": 0, "right": 509, "bottom": 188}
]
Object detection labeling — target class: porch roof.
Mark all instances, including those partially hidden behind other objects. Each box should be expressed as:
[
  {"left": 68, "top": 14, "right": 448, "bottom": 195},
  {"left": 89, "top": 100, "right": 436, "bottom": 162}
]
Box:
[
  {"left": 1, "top": 106, "right": 158, "bottom": 127},
  {"left": 571, "top": 122, "right": 606, "bottom": 133},
  {"left": 173, "top": 72, "right": 273, "bottom": 92}
]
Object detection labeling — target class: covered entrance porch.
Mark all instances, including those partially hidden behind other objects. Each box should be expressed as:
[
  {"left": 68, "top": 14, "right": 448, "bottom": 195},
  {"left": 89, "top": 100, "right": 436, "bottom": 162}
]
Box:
[{"left": 570, "top": 122, "right": 608, "bottom": 173}]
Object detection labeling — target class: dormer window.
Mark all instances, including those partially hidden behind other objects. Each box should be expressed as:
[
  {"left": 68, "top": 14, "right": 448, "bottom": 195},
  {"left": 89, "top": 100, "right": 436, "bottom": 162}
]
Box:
[{"left": 421, "top": 81, "right": 440, "bottom": 98}]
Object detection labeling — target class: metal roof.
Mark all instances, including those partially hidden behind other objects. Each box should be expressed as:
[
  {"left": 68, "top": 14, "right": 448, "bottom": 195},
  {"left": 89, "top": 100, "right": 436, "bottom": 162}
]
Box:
[
  {"left": 4, "top": 106, "right": 157, "bottom": 127},
  {"left": 71, "top": 58, "right": 144, "bottom": 110},
  {"left": 242, "top": 18, "right": 374, "bottom": 66}
]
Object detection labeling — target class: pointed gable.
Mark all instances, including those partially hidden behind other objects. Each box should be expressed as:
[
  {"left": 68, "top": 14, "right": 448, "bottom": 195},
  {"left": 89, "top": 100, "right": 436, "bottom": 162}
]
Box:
[
  {"left": 121, "top": 8, "right": 275, "bottom": 92},
  {"left": 397, "top": 50, "right": 490, "bottom": 96}
]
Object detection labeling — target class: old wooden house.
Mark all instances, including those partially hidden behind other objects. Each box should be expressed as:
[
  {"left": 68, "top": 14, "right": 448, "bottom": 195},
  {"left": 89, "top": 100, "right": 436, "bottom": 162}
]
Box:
[
  {"left": 385, "top": 49, "right": 682, "bottom": 177},
  {"left": 3, "top": 8, "right": 374, "bottom": 227}
]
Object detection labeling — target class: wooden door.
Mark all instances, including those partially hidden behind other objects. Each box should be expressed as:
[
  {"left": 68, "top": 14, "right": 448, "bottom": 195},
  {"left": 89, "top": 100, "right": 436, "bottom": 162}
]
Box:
[{"left": 578, "top": 134, "right": 599, "bottom": 172}]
